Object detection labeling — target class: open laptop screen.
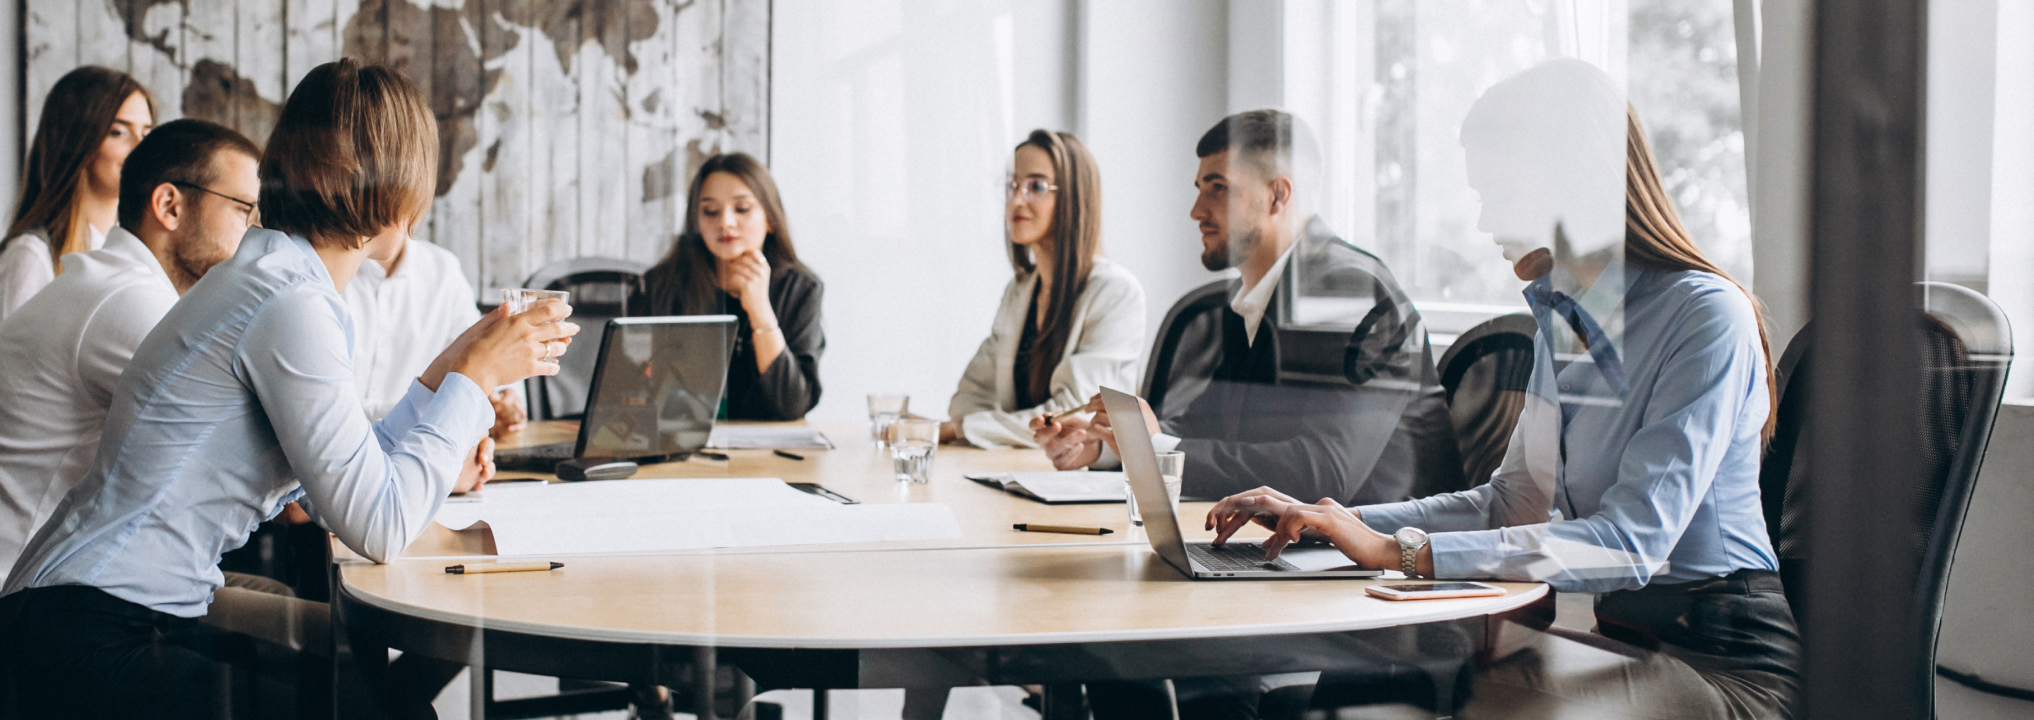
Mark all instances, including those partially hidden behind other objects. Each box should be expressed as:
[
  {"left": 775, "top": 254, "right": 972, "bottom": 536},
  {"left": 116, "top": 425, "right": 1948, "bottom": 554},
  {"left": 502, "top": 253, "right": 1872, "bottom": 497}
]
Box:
[{"left": 576, "top": 315, "right": 736, "bottom": 461}]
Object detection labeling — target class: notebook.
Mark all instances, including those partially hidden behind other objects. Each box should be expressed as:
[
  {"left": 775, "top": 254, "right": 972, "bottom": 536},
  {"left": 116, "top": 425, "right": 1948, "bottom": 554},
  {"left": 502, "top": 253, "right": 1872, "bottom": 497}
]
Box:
[
  {"left": 706, "top": 425, "right": 835, "bottom": 450},
  {"left": 966, "top": 471, "right": 1127, "bottom": 504}
]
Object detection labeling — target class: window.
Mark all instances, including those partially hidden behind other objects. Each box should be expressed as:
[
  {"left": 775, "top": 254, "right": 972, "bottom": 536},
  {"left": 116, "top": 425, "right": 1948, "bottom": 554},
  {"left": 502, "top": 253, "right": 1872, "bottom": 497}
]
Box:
[{"left": 1283, "top": 0, "right": 1750, "bottom": 336}]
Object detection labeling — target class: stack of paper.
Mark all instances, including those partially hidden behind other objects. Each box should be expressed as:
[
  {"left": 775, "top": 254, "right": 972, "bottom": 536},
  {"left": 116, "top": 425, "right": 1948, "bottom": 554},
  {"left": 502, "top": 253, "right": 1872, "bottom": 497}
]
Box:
[
  {"left": 432, "top": 478, "right": 958, "bottom": 556},
  {"left": 706, "top": 426, "right": 835, "bottom": 450},
  {"left": 967, "top": 471, "right": 1127, "bottom": 504}
]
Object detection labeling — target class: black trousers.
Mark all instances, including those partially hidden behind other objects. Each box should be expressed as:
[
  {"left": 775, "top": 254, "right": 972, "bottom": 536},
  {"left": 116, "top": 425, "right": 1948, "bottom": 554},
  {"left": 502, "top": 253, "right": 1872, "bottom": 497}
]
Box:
[{"left": 0, "top": 585, "right": 218, "bottom": 720}]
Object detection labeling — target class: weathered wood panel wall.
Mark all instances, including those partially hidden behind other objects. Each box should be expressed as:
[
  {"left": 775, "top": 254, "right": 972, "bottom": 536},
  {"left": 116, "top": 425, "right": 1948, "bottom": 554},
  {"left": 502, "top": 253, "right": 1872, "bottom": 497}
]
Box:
[{"left": 26, "top": 0, "right": 770, "bottom": 298}]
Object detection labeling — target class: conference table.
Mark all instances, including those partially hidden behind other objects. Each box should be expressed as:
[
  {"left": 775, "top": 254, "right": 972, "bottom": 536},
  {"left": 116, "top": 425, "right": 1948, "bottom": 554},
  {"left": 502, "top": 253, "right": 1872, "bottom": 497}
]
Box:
[{"left": 333, "top": 420, "right": 1550, "bottom": 719}]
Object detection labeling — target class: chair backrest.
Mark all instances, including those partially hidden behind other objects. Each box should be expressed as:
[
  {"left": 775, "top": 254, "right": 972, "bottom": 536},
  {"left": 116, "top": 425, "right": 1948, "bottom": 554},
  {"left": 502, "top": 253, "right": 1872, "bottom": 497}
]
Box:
[
  {"left": 1140, "top": 279, "right": 1232, "bottom": 415},
  {"left": 1435, "top": 313, "right": 1536, "bottom": 491},
  {"left": 1759, "top": 281, "right": 2012, "bottom": 711},
  {"left": 522, "top": 257, "right": 649, "bottom": 420}
]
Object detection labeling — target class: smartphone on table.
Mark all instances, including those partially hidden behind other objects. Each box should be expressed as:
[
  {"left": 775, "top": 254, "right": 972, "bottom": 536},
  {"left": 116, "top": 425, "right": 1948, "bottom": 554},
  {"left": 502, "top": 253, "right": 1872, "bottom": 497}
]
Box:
[{"left": 1364, "top": 581, "right": 1507, "bottom": 601}]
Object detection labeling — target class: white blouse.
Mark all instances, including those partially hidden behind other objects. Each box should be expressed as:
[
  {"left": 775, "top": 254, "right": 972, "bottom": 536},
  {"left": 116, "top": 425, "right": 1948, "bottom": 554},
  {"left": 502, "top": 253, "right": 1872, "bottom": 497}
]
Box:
[
  {"left": 946, "top": 257, "right": 1147, "bottom": 448},
  {"left": 0, "top": 225, "right": 106, "bottom": 324}
]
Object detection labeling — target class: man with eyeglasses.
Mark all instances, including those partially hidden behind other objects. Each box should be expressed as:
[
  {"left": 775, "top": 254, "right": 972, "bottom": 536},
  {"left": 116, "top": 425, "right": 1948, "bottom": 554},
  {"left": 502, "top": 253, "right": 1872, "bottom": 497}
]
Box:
[{"left": 0, "top": 119, "right": 272, "bottom": 580}]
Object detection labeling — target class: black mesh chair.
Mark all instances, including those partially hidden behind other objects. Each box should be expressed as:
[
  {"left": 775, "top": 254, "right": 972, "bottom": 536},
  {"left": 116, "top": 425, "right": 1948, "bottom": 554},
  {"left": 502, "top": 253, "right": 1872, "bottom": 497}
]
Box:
[
  {"left": 520, "top": 257, "right": 649, "bottom": 420},
  {"left": 1139, "top": 279, "right": 1230, "bottom": 415},
  {"left": 1759, "top": 281, "right": 2012, "bottom": 713},
  {"left": 1434, "top": 313, "right": 1536, "bottom": 493}
]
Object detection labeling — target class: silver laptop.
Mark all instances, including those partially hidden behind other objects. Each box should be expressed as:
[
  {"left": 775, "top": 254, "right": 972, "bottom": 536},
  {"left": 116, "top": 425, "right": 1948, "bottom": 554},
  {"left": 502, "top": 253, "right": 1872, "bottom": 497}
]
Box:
[{"left": 1101, "top": 386, "right": 1381, "bottom": 579}]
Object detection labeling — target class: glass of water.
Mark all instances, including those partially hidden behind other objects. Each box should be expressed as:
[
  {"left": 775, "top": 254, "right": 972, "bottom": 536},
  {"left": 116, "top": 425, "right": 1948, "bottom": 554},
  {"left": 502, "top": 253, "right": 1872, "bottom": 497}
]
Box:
[
  {"left": 1128, "top": 450, "right": 1186, "bottom": 527},
  {"left": 503, "top": 288, "right": 571, "bottom": 319},
  {"left": 887, "top": 418, "right": 940, "bottom": 483},
  {"left": 867, "top": 394, "right": 909, "bottom": 447}
]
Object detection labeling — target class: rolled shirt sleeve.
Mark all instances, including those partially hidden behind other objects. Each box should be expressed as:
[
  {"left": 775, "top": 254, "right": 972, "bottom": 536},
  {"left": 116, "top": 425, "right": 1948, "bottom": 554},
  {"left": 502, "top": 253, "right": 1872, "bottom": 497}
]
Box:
[
  {"left": 1357, "top": 276, "right": 1772, "bottom": 594},
  {"left": 241, "top": 287, "right": 494, "bottom": 564}
]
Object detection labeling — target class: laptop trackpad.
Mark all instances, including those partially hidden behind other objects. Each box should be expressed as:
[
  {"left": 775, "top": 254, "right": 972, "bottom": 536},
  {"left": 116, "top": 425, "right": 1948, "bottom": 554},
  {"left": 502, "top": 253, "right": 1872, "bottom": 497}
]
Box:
[{"left": 1274, "top": 546, "right": 1368, "bottom": 572}]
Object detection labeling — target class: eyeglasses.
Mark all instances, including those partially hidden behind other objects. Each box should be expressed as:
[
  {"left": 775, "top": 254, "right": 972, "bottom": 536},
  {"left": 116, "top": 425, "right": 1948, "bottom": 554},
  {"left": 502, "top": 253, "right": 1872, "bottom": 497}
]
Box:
[
  {"left": 171, "top": 181, "right": 260, "bottom": 226},
  {"left": 1005, "top": 178, "right": 1058, "bottom": 203}
]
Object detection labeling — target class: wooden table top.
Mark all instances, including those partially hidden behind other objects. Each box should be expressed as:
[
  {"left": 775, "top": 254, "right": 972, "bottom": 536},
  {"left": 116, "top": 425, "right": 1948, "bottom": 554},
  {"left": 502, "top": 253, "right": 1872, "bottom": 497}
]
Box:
[
  {"left": 343, "top": 420, "right": 1547, "bottom": 649},
  {"left": 397, "top": 420, "right": 1260, "bottom": 558},
  {"left": 343, "top": 544, "right": 1547, "bottom": 649}
]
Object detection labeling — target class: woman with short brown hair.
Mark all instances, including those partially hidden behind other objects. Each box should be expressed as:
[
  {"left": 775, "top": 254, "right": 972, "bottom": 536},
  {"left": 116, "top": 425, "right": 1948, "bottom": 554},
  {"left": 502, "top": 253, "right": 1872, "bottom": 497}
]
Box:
[
  {"left": 0, "top": 66, "right": 155, "bottom": 321},
  {"left": 0, "top": 59, "right": 577, "bottom": 719}
]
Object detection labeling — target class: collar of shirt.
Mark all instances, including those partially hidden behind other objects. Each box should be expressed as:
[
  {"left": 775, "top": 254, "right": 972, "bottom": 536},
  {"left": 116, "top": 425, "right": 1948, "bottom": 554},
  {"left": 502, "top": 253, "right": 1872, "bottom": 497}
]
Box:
[
  {"left": 86, "top": 227, "right": 170, "bottom": 282},
  {"left": 1230, "top": 241, "right": 1296, "bottom": 346},
  {"left": 352, "top": 237, "right": 421, "bottom": 286}
]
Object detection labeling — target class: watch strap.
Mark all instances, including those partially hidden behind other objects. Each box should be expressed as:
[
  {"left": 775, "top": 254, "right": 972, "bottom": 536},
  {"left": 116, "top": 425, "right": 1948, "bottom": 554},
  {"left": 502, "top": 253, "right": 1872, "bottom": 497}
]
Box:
[{"left": 1401, "top": 542, "right": 1418, "bottom": 578}]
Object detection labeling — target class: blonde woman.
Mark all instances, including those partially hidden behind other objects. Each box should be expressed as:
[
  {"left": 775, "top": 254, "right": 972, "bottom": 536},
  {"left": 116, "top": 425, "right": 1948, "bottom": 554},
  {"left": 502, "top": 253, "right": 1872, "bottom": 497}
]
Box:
[
  {"left": 1208, "top": 59, "right": 1798, "bottom": 719},
  {"left": 0, "top": 67, "right": 155, "bottom": 321},
  {"left": 944, "top": 130, "right": 1145, "bottom": 448}
]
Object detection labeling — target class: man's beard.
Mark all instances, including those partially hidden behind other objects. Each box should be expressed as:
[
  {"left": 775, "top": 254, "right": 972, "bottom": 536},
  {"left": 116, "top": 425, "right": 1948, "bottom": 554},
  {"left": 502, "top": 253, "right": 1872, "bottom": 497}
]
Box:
[
  {"left": 1200, "top": 225, "right": 1260, "bottom": 272},
  {"left": 168, "top": 227, "right": 228, "bottom": 288}
]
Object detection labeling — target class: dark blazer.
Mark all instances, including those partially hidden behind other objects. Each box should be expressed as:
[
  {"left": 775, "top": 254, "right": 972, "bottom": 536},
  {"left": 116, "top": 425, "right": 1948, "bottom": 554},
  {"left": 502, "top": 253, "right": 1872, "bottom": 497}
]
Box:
[
  {"left": 631, "top": 263, "right": 825, "bottom": 420},
  {"left": 1147, "top": 217, "right": 1462, "bottom": 505}
]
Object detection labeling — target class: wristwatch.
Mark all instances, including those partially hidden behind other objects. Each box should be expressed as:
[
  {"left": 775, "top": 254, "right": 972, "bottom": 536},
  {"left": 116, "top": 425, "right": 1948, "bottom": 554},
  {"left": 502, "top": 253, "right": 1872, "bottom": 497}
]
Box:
[{"left": 1394, "top": 527, "right": 1429, "bottom": 578}]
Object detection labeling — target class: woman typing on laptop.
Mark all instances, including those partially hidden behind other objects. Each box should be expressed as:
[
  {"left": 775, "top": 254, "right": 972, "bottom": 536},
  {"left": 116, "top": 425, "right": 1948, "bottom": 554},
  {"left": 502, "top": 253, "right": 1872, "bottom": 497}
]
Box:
[
  {"left": 0, "top": 59, "right": 578, "bottom": 719},
  {"left": 1204, "top": 60, "right": 1800, "bottom": 720}
]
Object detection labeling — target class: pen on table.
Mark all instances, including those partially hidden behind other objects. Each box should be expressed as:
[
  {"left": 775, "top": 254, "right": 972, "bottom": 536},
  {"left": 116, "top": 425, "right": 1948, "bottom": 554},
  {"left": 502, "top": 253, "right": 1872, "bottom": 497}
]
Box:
[
  {"left": 445, "top": 561, "right": 564, "bottom": 574},
  {"left": 696, "top": 451, "right": 730, "bottom": 462},
  {"left": 1013, "top": 523, "right": 1113, "bottom": 536},
  {"left": 773, "top": 449, "right": 805, "bottom": 461}
]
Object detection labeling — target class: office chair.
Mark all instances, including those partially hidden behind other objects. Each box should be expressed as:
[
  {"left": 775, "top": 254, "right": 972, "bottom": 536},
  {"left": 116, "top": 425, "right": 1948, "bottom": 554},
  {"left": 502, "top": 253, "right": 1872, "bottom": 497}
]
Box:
[
  {"left": 520, "top": 257, "right": 648, "bottom": 420},
  {"left": 1434, "top": 313, "right": 1536, "bottom": 492},
  {"left": 1140, "top": 279, "right": 1230, "bottom": 415},
  {"left": 1759, "top": 281, "right": 2013, "bottom": 714}
]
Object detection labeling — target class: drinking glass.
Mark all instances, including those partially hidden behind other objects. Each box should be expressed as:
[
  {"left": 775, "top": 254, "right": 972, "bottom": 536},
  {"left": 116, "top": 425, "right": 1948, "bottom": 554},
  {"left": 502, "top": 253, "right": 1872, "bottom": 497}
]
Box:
[
  {"left": 1129, "top": 450, "right": 1187, "bottom": 527},
  {"left": 867, "top": 394, "right": 910, "bottom": 447},
  {"left": 503, "top": 288, "right": 571, "bottom": 319},
  {"left": 887, "top": 419, "right": 940, "bottom": 483}
]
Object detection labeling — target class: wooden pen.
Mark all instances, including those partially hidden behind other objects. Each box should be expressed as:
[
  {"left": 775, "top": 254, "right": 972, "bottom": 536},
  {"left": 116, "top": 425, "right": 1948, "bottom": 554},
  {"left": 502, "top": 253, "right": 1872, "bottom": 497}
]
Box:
[
  {"left": 1013, "top": 523, "right": 1113, "bottom": 535},
  {"left": 446, "top": 561, "right": 564, "bottom": 574}
]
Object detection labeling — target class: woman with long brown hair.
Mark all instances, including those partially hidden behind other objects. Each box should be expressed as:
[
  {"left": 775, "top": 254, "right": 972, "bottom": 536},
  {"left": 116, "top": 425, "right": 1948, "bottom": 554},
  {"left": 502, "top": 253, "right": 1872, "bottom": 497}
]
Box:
[
  {"left": 942, "top": 130, "right": 1145, "bottom": 447},
  {"left": 0, "top": 67, "right": 155, "bottom": 321},
  {"left": 633, "top": 153, "right": 824, "bottom": 420},
  {"left": 1205, "top": 59, "right": 1801, "bottom": 720}
]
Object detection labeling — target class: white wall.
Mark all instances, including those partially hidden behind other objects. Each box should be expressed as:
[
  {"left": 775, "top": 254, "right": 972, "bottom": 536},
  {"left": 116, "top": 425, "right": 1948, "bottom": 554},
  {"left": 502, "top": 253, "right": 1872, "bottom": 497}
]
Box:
[
  {"left": 774, "top": 0, "right": 1233, "bottom": 422},
  {"left": 1989, "top": 1, "right": 2034, "bottom": 401},
  {"left": 771, "top": 0, "right": 1076, "bottom": 423},
  {"left": 1078, "top": 0, "right": 1235, "bottom": 353},
  {"left": 1924, "top": 0, "right": 1999, "bottom": 289}
]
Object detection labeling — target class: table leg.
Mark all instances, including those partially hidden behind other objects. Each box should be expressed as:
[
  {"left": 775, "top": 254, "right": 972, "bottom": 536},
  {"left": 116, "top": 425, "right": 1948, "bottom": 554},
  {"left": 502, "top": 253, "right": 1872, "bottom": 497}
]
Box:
[
  {"left": 694, "top": 646, "right": 717, "bottom": 720},
  {"left": 813, "top": 688, "right": 828, "bottom": 720},
  {"left": 1039, "top": 682, "right": 1087, "bottom": 720}
]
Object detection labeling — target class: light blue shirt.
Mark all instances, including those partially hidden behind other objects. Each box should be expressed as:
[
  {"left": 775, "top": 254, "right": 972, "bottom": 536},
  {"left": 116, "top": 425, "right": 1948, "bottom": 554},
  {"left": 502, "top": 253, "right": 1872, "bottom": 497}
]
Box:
[
  {"left": 2, "top": 230, "right": 493, "bottom": 617},
  {"left": 1358, "top": 265, "right": 1778, "bottom": 594}
]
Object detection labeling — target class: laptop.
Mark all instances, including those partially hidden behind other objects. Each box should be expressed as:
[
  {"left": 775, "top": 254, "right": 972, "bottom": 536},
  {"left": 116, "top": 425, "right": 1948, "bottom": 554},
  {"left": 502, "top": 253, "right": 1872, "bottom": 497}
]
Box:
[
  {"left": 495, "top": 315, "right": 736, "bottom": 473},
  {"left": 1100, "top": 386, "right": 1381, "bottom": 579}
]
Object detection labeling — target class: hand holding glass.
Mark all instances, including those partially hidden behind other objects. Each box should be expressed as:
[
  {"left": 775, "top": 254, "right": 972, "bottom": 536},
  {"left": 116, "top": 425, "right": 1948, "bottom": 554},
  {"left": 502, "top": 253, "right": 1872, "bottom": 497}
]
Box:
[{"left": 888, "top": 419, "right": 940, "bottom": 483}]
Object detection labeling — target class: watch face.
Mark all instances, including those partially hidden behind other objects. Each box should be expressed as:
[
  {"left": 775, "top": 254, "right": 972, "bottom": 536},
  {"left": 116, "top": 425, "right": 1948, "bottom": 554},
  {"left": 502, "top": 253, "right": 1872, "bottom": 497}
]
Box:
[{"left": 1395, "top": 527, "right": 1428, "bottom": 547}]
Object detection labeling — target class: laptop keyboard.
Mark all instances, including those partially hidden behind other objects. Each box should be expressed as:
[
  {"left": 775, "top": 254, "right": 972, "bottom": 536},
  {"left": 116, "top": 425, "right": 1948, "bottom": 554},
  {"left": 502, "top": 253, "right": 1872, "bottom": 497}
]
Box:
[
  {"left": 493, "top": 442, "right": 575, "bottom": 472},
  {"left": 1187, "top": 543, "right": 1301, "bottom": 572}
]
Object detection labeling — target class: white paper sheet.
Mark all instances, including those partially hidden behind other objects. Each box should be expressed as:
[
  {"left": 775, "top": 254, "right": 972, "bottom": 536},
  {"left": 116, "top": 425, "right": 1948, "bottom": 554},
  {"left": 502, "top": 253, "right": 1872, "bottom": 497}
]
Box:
[
  {"left": 429, "top": 478, "right": 959, "bottom": 556},
  {"left": 707, "top": 426, "right": 836, "bottom": 449},
  {"left": 967, "top": 471, "right": 1126, "bottom": 503}
]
